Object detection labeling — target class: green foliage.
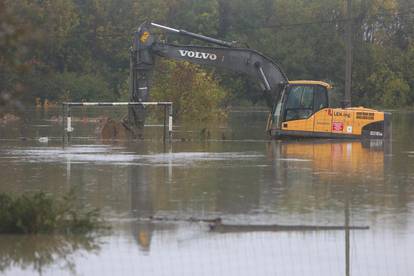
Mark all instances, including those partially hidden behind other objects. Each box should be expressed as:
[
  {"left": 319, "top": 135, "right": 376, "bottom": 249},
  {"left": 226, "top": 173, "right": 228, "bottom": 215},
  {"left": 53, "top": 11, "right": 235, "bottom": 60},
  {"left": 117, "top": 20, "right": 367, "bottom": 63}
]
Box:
[
  {"left": 2, "top": 0, "right": 414, "bottom": 111},
  {"left": 19, "top": 72, "right": 115, "bottom": 103},
  {"left": 364, "top": 62, "right": 410, "bottom": 107},
  {"left": 0, "top": 191, "right": 105, "bottom": 234},
  {"left": 0, "top": 0, "right": 30, "bottom": 114},
  {"left": 54, "top": 72, "right": 115, "bottom": 102},
  {"left": 353, "top": 40, "right": 413, "bottom": 107},
  {"left": 382, "top": 77, "right": 410, "bottom": 107},
  {"left": 0, "top": 234, "right": 101, "bottom": 274},
  {"left": 151, "top": 60, "right": 228, "bottom": 123}
]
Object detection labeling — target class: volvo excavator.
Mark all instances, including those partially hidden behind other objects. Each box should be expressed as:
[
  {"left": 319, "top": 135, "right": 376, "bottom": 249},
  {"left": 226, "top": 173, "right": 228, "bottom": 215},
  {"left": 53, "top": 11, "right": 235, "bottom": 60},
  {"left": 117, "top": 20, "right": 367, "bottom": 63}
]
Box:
[{"left": 124, "top": 22, "right": 391, "bottom": 140}]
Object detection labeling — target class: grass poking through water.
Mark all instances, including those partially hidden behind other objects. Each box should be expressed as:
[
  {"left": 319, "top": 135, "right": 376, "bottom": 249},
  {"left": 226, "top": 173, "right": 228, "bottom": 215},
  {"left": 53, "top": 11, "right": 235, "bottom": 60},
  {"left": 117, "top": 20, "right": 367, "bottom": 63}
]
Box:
[{"left": 0, "top": 190, "right": 106, "bottom": 234}]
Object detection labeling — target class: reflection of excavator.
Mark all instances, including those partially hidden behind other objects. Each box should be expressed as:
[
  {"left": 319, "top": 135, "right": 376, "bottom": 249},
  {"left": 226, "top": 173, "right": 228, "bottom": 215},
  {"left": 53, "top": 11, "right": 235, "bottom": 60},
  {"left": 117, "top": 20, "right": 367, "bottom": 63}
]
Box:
[
  {"left": 268, "top": 140, "right": 386, "bottom": 177},
  {"left": 125, "top": 22, "right": 391, "bottom": 139}
]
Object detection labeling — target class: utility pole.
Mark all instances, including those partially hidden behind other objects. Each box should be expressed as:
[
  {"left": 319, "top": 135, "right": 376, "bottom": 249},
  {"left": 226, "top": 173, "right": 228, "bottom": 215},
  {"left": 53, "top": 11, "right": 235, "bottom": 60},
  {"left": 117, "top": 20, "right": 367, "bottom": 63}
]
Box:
[{"left": 344, "top": 0, "right": 352, "bottom": 107}]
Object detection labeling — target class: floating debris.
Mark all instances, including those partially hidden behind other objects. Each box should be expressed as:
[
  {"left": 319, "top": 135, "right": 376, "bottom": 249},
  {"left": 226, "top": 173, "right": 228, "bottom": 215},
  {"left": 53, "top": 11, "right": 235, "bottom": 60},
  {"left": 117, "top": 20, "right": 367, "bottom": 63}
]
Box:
[
  {"left": 148, "top": 216, "right": 222, "bottom": 224},
  {"left": 209, "top": 222, "right": 369, "bottom": 233},
  {"left": 38, "top": 137, "right": 49, "bottom": 143}
]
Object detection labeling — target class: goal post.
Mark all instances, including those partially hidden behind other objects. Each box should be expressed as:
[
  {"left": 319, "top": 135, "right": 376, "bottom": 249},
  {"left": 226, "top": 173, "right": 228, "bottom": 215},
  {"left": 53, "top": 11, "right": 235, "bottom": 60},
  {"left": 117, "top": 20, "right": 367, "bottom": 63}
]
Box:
[{"left": 62, "top": 101, "right": 173, "bottom": 144}]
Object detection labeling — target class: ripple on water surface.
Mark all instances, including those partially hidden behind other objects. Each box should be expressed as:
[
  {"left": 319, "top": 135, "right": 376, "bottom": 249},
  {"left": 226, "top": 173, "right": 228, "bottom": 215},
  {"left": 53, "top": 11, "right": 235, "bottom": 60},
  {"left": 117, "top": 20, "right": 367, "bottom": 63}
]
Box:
[{"left": 0, "top": 145, "right": 265, "bottom": 167}]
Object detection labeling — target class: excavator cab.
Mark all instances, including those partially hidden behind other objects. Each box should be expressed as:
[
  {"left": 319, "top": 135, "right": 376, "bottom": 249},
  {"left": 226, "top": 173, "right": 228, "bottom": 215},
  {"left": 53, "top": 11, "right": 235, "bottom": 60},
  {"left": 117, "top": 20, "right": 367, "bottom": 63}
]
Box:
[
  {"left": 282, "top": 81, "right": 330, "bottom": 122},
  {"left": 269, "top": 80, "right": 390, "bottom": 139},
  {"left": 270, "top": 81, "right": 331, "bottom": 135}
]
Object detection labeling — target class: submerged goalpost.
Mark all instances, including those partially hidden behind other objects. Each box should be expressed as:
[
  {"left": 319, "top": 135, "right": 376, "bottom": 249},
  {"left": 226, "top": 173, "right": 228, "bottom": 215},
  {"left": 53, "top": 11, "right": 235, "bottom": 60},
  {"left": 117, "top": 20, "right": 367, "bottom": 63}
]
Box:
[{"left": 62, "top": 102, "right": 173, "bottom": 144}]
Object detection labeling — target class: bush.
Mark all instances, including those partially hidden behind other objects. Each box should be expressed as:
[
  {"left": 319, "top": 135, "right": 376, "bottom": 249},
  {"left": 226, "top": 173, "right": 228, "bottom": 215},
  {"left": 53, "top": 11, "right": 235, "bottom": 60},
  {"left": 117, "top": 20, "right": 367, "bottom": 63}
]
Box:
[
  {"left": 0, "top": 191, "right": 104, "bottom": 234},
  {"left": 150, "top": 60, "right": 228, "bottom": 123}
]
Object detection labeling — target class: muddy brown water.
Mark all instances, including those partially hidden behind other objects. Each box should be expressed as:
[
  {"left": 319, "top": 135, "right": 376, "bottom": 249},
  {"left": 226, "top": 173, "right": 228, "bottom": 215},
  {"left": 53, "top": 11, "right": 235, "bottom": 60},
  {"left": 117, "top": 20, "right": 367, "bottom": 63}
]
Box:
[{"left": 0, "top": 107, "right": 413, "bottom": 276}]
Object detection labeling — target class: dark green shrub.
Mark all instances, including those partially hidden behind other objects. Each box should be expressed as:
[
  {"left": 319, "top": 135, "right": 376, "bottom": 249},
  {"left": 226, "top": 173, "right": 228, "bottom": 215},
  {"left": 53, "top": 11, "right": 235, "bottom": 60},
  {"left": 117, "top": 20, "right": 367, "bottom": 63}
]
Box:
[
  {"left": 150, "top": 60, "right": 228, "bottom": 123},
  {"left": 0, "top": 191, "right": 104, "bottom": 234}
]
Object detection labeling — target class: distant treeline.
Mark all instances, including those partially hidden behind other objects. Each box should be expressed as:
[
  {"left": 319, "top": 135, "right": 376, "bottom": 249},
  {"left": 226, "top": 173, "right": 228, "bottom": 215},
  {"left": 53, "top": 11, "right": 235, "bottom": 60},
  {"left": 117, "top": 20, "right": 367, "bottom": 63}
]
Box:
[{"left": 1, "top": 0, "right": 413, "bottom": 110}]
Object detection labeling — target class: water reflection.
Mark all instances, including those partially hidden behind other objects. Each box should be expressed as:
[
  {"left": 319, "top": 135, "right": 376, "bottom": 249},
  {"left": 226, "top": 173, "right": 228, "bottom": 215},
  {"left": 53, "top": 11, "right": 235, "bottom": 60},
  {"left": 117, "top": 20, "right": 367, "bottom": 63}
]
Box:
[
  {"left": 1, "top": 109, "right": 414, "bottom": 275},
  {"left": 0, "top": 234, "right": 101, "bottom": 275},
  {"left": 129, "top": 159, "right": 154, "bottom": 252},
  {"left": 122, "top": 140, "right": 390, "bottom": 222},
  {"left": 268, "top": 139, "right": 387, "bottom": 179},
  {"left": 120, "top": 139, "right": 398, "bottom": 276},
  {"left": 125, "top": 140, "right": 388, "bottom": 252}
]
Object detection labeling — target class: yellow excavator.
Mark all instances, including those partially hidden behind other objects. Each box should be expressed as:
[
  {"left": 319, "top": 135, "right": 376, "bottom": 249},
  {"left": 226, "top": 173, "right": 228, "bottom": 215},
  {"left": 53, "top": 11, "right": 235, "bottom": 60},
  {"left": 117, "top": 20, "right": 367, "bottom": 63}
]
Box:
[
  {"left": 267, "top": 80, "right": 391, "bottom": 139},
  {"left": 125, "top": 22, "right": 391, "bottom": 140}
]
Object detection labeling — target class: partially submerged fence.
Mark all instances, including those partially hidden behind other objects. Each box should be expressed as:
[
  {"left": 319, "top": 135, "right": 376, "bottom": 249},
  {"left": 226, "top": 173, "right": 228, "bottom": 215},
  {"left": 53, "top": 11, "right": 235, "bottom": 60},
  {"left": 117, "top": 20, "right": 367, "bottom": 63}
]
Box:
[{"left": 62, "top": 102, "right": 173, "bottom": 144}]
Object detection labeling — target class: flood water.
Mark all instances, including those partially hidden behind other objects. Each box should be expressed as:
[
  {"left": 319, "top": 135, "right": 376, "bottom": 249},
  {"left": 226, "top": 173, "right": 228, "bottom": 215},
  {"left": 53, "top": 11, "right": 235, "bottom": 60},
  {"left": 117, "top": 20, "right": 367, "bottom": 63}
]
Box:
[{"left": 0, "top": 107, "right": 413, "bottom": 276}]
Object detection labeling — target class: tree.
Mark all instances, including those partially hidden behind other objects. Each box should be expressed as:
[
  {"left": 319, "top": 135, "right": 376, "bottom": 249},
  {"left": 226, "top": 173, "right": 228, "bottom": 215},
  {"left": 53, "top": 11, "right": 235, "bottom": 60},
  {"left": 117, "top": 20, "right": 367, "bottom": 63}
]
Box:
[
  {"left": 150, "top": 60, "right": 227, "bottom": 123},
  {"left": 2, "top": 0, "right": 413, "bottom": 110}
]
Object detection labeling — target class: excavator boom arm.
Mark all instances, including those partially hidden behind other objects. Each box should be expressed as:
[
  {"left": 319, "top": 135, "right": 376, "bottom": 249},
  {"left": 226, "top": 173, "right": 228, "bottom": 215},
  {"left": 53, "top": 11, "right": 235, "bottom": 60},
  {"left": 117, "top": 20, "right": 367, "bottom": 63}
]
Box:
[
  {"left": 153, "top": 43, "right": 288, "bottom": 97},
  {"left": 127, "top": 22, "right": 288, "bottom": 135}
]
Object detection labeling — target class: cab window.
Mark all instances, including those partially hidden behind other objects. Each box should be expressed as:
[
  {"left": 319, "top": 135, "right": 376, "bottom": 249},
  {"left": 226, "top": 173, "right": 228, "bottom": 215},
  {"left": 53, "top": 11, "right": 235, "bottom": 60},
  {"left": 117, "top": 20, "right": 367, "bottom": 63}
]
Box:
[
  {"left": 313, "top": 85, "right": 328, "bottom": 112},
  {"left": 284, "top": 85, "right": 328, "bottom": 121}
]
